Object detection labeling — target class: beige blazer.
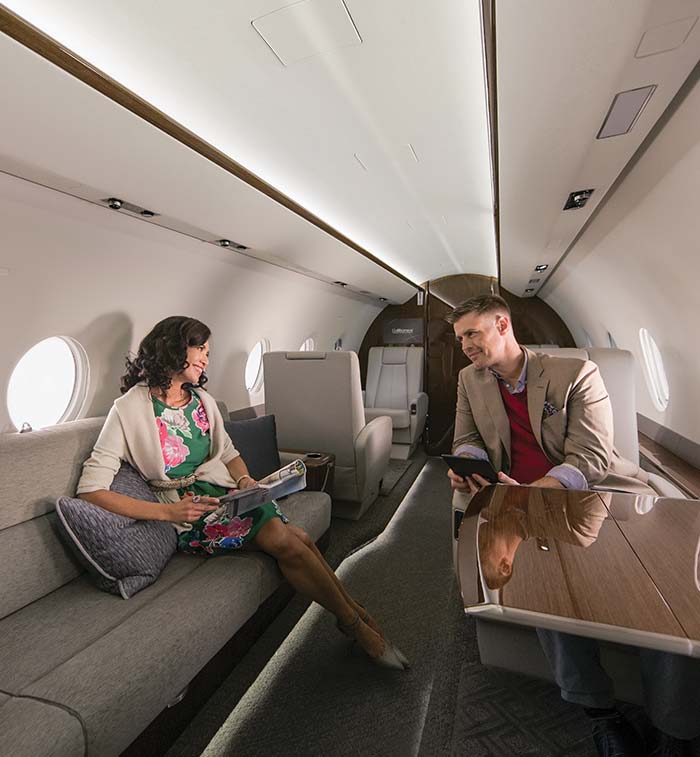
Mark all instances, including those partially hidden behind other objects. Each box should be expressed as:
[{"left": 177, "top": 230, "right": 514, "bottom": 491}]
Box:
[
  {"left": 452, "top": 348, "right": 653, "bottom": 495},
  {"left": 77, "top": 384, "right": 240, "bottom": 503}
]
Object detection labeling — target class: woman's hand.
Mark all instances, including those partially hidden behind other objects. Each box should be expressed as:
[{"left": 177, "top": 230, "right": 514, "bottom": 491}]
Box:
[
  {"left": 162, "top": 492, "right": 220, "bottom": 523},
  {"left": 237, "top": 475, "right": 258, "bottom": 490}
]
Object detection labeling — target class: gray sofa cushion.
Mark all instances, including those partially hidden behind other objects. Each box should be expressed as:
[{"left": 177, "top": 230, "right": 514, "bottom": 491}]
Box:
[
  {"left": 224, "top": 415, "right": 281, "bottom": 480},
  {"left": 55, "top": 462, "right": 176, "bottom": 598}
]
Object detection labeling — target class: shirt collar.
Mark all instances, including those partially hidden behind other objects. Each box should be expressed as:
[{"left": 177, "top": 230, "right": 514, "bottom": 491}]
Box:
[{"left": 489, "top": 349, "right": 528, "bottom": 394}]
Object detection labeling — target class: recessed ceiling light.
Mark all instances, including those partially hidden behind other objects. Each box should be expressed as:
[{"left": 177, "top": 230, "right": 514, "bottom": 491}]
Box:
[
  {"left": 535, "top": 264, "right": 549, "bottom": 272},
  {"left": 597, "top": 85, "right": 656, "bottom": 139},
  {"left": 379, "top": 297, "right": 387, "bottom": 302}
]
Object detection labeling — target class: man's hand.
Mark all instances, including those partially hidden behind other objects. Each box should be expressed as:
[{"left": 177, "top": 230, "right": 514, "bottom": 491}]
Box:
[
  {"left": 449, "top": 468, "right": 521, "bottom": 493},
  {"left": 447, "top": 467, "right": 471, "bottom": 491}
]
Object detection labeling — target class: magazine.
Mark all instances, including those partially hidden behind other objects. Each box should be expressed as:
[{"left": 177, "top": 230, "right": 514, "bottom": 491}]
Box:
[{"left": 217, "top": 459, "right": 307, "bottom": 517}]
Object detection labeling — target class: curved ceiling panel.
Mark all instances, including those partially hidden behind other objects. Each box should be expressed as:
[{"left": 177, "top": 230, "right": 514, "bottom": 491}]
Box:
[{"left": 2, "top": 0, "right": 497, "bottom": 285}]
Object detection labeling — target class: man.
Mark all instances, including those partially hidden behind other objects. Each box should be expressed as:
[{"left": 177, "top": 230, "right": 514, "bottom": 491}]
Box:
[{"left": 447, "top": 294, "right": 699, "bottom": 757}]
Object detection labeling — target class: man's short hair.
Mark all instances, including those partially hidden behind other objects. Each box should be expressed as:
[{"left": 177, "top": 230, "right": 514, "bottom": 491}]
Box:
[{"left": 445, "top": 294, "right": 511, "bottom": 324}]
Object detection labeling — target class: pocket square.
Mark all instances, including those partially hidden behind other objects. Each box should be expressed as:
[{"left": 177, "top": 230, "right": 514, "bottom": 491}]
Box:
[{"left": 543, "top": 401, "right": 559, "bottom": 418}]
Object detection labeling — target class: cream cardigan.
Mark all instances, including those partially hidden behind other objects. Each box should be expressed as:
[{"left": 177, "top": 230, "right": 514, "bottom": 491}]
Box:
[{"left": 76, "top": 383, "right": 240, "bottom": 503}]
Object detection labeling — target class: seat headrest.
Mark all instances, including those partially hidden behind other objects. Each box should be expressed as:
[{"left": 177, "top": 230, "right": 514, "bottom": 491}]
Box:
[{"left": 283, "top": 351, "right": 327, "bottom": 360}]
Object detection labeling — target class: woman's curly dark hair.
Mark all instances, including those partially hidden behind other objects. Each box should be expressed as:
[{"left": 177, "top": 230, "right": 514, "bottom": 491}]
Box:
[{"left": 121, "top": 316, "right": 211, "bottom": 394}]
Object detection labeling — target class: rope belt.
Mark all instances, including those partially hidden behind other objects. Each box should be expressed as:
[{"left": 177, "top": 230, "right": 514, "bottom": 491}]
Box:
[{"left": 147, "top": 473, "right": 197, "bottom": 491}]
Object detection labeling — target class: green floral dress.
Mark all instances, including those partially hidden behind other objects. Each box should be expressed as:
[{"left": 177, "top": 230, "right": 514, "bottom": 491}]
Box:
[{"left": 152, "top": 391, "right": 287, "bottom": 554}]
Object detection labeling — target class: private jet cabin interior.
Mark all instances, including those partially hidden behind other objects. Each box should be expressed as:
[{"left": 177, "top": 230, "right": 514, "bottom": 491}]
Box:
[{"left": 1, "top": 1, "right": 700, "bottom": 756}]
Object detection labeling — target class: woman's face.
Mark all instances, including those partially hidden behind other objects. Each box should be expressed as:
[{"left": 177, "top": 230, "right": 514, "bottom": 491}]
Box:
[{"left": 175, "top": 341, "right": 209, "bottom": 384}]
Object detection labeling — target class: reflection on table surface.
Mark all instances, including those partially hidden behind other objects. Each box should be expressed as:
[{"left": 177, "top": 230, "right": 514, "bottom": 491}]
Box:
[{"left": 457, "top": 486, "right": 700, "bottom": 655}]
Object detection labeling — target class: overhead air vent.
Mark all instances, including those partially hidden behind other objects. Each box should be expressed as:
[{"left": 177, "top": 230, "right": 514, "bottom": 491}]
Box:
[
  {"left": 597, "top": 85, "right": 656, "bottom": 139},
  {"left": 563, "top": 189, "right": 594, "bottom": 210},
  {"left": 252, "top": 0, "right": 362, "bottom": 67},
  {"left": 101, "top": 197, "right": 159, "bottom": 218}
]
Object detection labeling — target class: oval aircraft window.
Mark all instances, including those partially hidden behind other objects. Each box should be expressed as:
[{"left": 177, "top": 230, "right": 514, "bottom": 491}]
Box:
[
  {"left": 639, "top": 328, "right": 670, "bottom": 412},
  {"left": 7, "top": 336, "right": 89, "bottom": 430},
  {"left": 299, "top": 337, "right": 315, "bottom": 352},
  {"left": 245, "top": 338, "right": 269, "bottom": 393}
]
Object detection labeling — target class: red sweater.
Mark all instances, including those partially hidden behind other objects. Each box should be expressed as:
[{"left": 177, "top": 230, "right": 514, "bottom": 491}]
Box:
[{"left": 498, "top": 383, "right": 552, "bottom": 484}]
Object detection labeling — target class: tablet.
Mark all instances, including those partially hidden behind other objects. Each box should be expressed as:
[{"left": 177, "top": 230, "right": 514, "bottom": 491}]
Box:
[{"left": 441, "top": 454, "right": 499, "bottom": 484}]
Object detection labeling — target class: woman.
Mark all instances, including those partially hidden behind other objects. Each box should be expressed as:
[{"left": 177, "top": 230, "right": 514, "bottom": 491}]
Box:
[{"left": 78, "top": 316, "right": 407, "bottom": 669}]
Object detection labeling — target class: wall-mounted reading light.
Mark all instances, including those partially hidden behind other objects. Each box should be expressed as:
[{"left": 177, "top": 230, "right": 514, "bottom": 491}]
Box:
[
  {"left": 333, "top": 281, "right": 348, "bottom": 287},
  {"left": 102, "top": 197, "right": 159, "bottom": 217},
  {"left": 379, "top": 297, "right": 387, "bottom": 302},
  {"left": 563, "top": 189, "right": 594, "bottom": 210},
  {"left": 597, "top": 85, "right": 656, "bottom": 139},
  {"left": 216, "top": 239, "right": 249, "bottom": 250},
  {"left": 535, "top": 264, "right": 548, "bottom": 272},
  {"left": 524, "top": 288, "right": 534, "bottom": 294}
]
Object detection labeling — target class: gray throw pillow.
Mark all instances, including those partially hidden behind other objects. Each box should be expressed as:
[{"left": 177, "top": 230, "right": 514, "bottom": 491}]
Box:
[
  {"left": 55, "top": 462, "right": 176, "bottom": 598},
  {"left": 224, "top": 415, "right": 281, "bottom": 479}
]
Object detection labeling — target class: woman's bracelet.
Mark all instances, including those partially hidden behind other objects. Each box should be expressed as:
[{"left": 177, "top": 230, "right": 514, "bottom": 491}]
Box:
[{"left": 235, "top": 474, "right": 254, "bottom": 487}]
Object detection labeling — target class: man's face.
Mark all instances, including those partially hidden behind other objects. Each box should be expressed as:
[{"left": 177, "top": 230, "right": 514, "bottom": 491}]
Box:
[{"left": 452, "top": 311, "right": 509, "bottom": 369}]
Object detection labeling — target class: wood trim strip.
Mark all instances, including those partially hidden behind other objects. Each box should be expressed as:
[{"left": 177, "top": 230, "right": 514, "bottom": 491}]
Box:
[
  {"left": 479, "top": 0, "right": 501, "bottom": 284},
  {"left": 0, "top": 6, "right": 419, "bottom": 291},
  {"left": 638, "top": 432, "right": 700, "bottom": 499}
]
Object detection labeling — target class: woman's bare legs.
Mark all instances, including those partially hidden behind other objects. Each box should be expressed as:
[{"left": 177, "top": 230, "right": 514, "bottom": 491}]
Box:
[
  {"left": 253, "top": 519, "right": 384, "bottom": 658},
  {"left": 284, "top": 525, "right": 384, "bottom": 636}
]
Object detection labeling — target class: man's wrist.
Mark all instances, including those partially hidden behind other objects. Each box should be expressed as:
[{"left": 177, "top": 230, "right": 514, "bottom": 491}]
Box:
[{"left": 531, "top": 476, "right": 565, "bottom": 489}]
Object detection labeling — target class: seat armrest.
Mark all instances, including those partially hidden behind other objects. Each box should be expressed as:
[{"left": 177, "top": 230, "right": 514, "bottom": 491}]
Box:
[
  {"left": 645, "top": 471, "right": 688, "bottom": 499},
  {"left": 409, "top": 392, "right": 429, "bottom": 444},
  {"left": 354, "top": 415, "right": 392, "bottom": 494},
  {"left": 279, "top": 449, "right": 305, "bottom": 466},
  {"left": 410, "top": 392, "right": 429, "bottom": 416}
]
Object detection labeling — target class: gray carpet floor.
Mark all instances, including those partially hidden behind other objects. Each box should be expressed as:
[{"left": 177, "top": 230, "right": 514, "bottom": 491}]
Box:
[{"left": 380, "top": 459, "right": 413, "bottom": 495}]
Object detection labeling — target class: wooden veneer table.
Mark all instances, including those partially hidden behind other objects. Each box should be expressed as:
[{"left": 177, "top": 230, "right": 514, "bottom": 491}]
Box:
[{"left": 457, "top": 485, "right": 700, "bottom": 657}]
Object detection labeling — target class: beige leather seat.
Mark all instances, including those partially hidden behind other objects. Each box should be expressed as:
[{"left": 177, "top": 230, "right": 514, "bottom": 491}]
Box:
[
  {"left": 263, "top": 351, "right": 392, "bottom": 520},
  {"left": 533, "top": 347, "right": 684, "bottom": 498},
  {"left": 364, "top": 346, "right": 428, "bottom": 459}
]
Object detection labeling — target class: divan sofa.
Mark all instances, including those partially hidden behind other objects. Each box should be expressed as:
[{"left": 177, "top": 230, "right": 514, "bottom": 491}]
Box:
[{"left": 0, "top": 413, "right": 331, "bottom": 757}]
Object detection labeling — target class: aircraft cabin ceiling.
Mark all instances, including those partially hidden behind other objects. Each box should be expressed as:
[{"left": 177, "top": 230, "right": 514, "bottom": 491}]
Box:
[
  {"left": 0, "top": 0, "right": 496, "bottom": 296},
  {"left": 497, "top": 0, "right": 700, "bottom": 298}
]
